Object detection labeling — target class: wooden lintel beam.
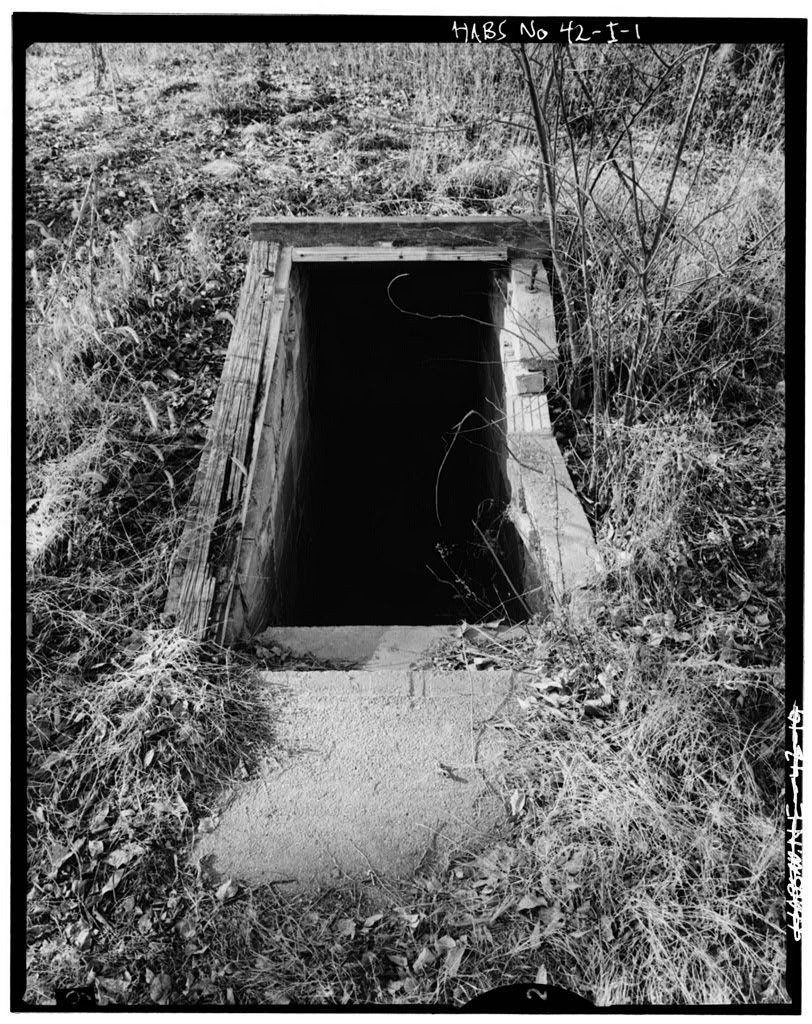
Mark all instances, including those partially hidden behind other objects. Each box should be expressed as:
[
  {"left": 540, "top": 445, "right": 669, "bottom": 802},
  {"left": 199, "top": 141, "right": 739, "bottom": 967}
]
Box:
[
  {"left": 291, "top": 246, "right": 508, "bottom": 263},
  {"left": 250, "top": 216, "right": 549, "bottom": 258}
]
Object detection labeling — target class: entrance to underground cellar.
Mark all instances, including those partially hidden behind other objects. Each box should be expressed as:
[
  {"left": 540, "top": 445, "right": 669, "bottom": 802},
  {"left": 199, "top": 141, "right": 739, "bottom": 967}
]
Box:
[
  {"left": 283, "top": 260, "right": 522, "bottom": 626},
  {"left": 165, "top": 217, "right": 597, "bottom": 643}
]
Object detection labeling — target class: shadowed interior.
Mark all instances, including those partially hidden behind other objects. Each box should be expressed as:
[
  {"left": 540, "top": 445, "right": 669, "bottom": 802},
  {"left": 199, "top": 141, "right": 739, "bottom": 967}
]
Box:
[{"left": 280, "top": 261, "right": 525, "bottom": 625}]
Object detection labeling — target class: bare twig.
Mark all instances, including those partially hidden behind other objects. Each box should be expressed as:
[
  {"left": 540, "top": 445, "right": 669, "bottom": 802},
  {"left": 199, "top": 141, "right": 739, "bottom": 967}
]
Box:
[{"left": 515, "top": 44, "right": 582, "bottom": 401}]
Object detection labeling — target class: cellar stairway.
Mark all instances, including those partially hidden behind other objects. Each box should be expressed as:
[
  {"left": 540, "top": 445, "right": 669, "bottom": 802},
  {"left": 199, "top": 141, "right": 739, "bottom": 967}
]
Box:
[{"left": 194, "top": 626, "right": 522, "bottom": 889}]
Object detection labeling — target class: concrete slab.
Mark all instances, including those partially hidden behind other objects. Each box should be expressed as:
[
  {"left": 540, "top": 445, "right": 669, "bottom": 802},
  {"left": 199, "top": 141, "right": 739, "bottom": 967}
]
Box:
[
  {"left": 508, "top": 433, "right": 602, "bottom": 602},
  {"left": 497, "top": 257, "right": 601, "bottom": 614},
  {"left": 253, "top": 625, "right": 457, "bottom": 670},
  {"left": 194, "top": 669, "right": 518, "bottom": 888}
]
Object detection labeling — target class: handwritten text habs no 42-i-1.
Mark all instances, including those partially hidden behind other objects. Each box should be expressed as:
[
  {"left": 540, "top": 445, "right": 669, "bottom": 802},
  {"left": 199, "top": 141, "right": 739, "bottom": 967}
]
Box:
[{"left": 450, "top": 20, "right": 642, "bottom": 44}]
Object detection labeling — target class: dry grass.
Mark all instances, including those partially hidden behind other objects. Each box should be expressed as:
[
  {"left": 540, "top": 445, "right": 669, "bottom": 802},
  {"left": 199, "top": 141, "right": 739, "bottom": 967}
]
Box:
[
  {"left": 24, "top": 41, "right": 787, "bottom": 1007},
  {"left": 501, "top": 641, "right": 785, "bottom": 1004},
  {"left": 26, "top": 631, "right": 273, "bottom": 1004}
]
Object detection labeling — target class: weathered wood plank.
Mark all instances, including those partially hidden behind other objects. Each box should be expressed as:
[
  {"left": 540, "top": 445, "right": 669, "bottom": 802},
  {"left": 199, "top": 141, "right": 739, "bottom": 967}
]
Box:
[
  {"left": 291, "top": 246, "right": 509, "bottom": 263},
  {"left": 216, "top": 247, "right": 294, "bottom": 641},
  {"left": 165, "top": 240, "right": 288, "bottom": 638},
  {"left": 251, "top": 216, "right": 549, "bottom": 257}
]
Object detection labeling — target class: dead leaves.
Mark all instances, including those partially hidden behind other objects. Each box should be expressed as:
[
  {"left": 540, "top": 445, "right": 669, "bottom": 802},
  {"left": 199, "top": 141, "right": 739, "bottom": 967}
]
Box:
[
  {"left": 99, "top": 868, "right": 125, "bottom": 896},
  {"left": 334, "top": 917, "right": 356, "bottom": 939},
  {"left": 515, "top": 895, "right": 565, "bottom": 938},
  {"left": 147, "top": 969, "right": 173, "bottom": 1005},
  {"left": 442, "top": 938, "right": 467, "bottom": 979},
  {"left": 425, "top": 619, "right": 535, "bottom": 672},
  {"left": 516, "top": 892, "right": 546, "bottom": 911},
  {"left": 104, "top": 841, "right": 145, "bottom": 869},
  {"left": 516, "top": 659, "right": 619, "bottom": 723},
  {"left": 215, "top": 878, "right": 241, "bottom": 902},
  {"left": 412, "top": 946, "right": 436, "bottom": 973}
]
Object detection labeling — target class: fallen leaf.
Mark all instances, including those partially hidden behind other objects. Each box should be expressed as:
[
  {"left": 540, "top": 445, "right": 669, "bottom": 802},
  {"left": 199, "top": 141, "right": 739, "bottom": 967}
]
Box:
[
  {"left": 97, "top": 976, "right": 130, "bottom": 999},
  {"left": 517, "top": 893, "right": 547, "bottom": 911},
  {"left": 532, "top": 676, "right": 563, "bottom": 693},
  {"left": 413, "top": 947, "right": 436, "bottom": 972},
  {"left": 583, "top": 693, "right": 613, "bottom": 716},
  {"left": 105, "top": 843, "right": 144, "bottom": 869},
  {"left": 539, "top": 905, "right": 565, "bottom": 936},
  {"left": 141, "top": 394, "right": 161, "bottom": 432},
  {"left": 176, "top": 916, "right": 197, "bottom": 941},
  {"left": 335, "top": 918, "right": 356, "bottom": 938},
  {"left": 47, "top": 842, "right": 79, "bottom": 873},
  {"left": 542, "top": 692, "right": 571, "bottom": 707},
  {"left": 149, "top": 972, "right": 173, "bottom": 1004},
  {"left": 100, "top": 868, "right": 124, "bottom": 896},
  {"left": 564, "top": 848, "right": 587, "bottom": 874},
  {"left": 215, "top": 878, "right": 240, "bottom": 901},
  {"left": 444, "top": 942, "right": 466, "bottom": 978},
  {"left": 263, "top": 988, "right": 290, "bottom": 1005},
  {"left": 362, "top": 913, "right": 383, "bottom": 930}
]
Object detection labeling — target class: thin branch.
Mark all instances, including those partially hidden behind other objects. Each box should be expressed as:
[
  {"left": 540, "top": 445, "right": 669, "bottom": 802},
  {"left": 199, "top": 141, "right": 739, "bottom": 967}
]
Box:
[
  {"left": 515, "top": 44, "right": 582, "bottom": 382},
  {"left": 645, "top": 47, "right": 712, "bottom": 275}
]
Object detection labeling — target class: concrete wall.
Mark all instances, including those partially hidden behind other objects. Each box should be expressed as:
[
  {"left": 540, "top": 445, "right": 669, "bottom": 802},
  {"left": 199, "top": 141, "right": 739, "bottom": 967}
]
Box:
[{"left": 499, "top": 260, "right": 601, "bottom": 616}]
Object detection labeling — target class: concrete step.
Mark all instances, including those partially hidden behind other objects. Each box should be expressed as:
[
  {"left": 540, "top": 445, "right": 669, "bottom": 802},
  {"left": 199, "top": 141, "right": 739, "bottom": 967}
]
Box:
[
  {"left": 253, "top": 625, "right": 458, "bottom": 670},
  {"left": 194, "top": 668, "right": 520, "bottom": 889}
]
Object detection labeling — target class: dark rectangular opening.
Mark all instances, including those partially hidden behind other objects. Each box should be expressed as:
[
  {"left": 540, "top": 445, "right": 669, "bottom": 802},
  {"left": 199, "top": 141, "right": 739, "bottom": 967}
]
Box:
[{"left": 276, "top": 260, "right": 527, "bottom": 625}]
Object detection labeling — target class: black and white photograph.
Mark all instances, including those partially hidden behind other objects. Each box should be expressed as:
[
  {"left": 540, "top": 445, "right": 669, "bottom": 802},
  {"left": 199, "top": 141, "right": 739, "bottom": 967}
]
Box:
[{"left": 16, "top": 7, "right": 802, "bottom": 1011}]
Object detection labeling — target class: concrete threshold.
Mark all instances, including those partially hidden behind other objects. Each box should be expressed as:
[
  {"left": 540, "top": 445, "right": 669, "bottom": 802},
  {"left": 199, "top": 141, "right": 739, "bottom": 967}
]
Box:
[
  {"left": 254, "top": 624, "right": 459, "bottom": 670},
  {"left": 194, "top": 661, "right": 519, "bottom": 889}
]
